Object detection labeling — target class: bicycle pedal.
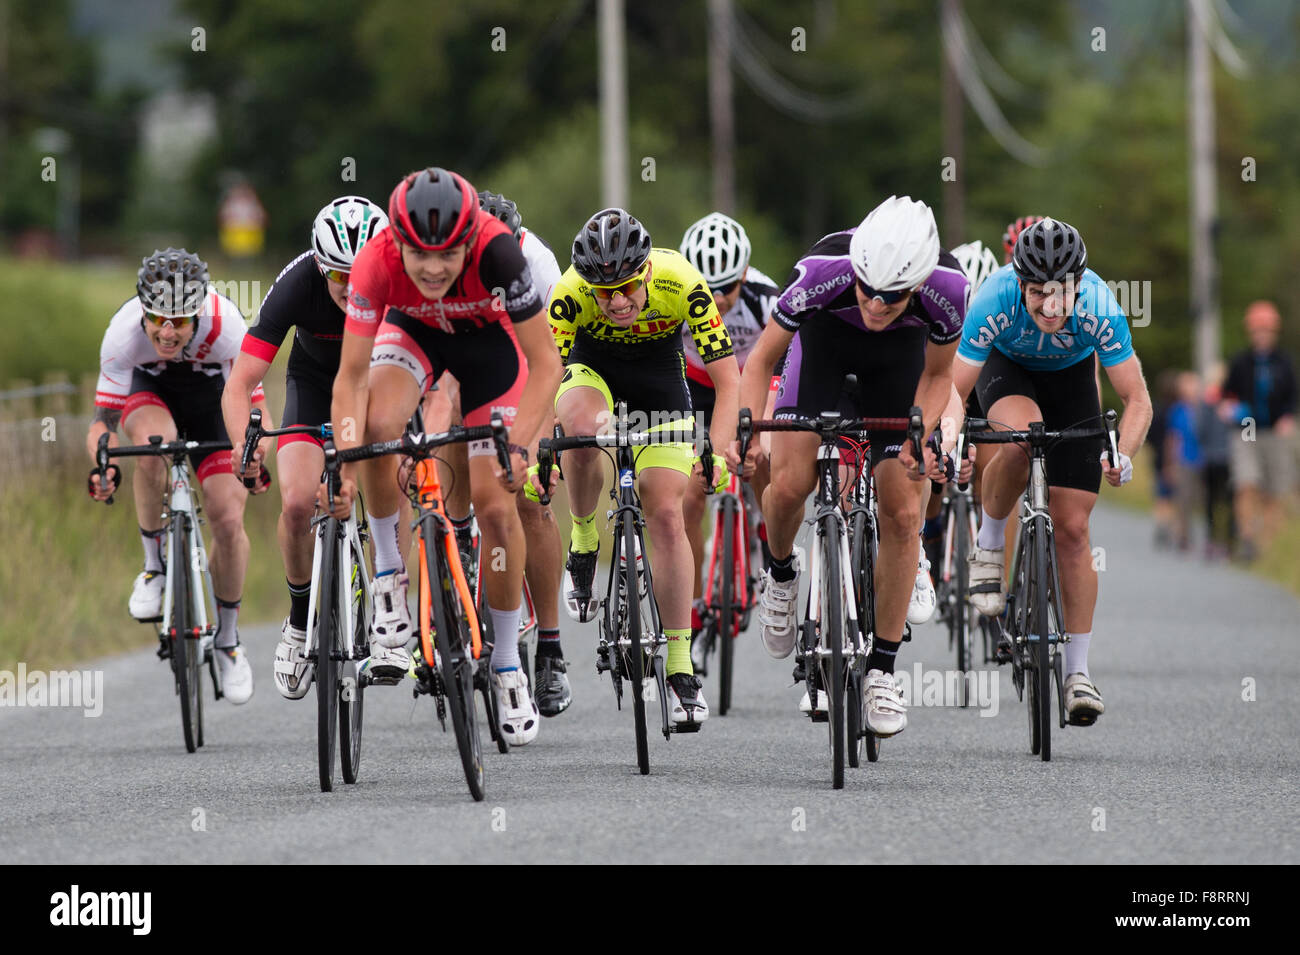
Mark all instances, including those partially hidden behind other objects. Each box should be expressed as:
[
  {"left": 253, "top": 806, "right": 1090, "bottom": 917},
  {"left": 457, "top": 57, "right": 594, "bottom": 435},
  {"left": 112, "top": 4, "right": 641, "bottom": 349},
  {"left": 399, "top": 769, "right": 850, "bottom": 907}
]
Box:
[
  {"left": 671, "top": 720, "right": 702, "bottom": 734},
  {"left": 139, "top": 615, "right": 163, "bottom": 624},
  {"left": 809, "top": 711, "right": 829, "bottom": 724}
]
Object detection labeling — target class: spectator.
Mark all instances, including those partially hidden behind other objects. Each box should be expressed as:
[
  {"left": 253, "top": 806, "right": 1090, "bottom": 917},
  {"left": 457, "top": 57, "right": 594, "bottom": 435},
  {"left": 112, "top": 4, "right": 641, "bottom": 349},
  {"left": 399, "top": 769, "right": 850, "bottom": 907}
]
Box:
[
  {"left": 1148, "top": 369, "right": 1178, "bottom": 549},
  {"left": 1199, "top": 363, "right": 1234, "bottom": 560},
  {"left": 1165, "top": 371, "right": 1205, "bottom": 551},
  {"left": 1221, "top": 301, "right": 1297, "bottom": 562}
]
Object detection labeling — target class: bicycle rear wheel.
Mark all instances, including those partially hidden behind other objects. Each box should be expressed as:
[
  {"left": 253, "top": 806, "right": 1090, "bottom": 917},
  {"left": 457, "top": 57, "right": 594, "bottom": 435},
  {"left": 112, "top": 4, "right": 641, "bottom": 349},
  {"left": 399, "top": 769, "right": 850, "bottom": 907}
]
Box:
[
  {"left": 171, "top": 518, "right": 201, "bottom": 754},
  {"left": 717, "top": 496, "right": 736, "bottom": 716},
  {"left": 427, "top": 530, "right": 485, "bottom": 800},
  {"left": 622, "top": 517, "right": 650, "bottom": 775},
  {"left": 316, "top": 519, "right": 340, "bottom": 792},
  {"left": 340, "top": 537, "right": 366, "bottom": 784}
]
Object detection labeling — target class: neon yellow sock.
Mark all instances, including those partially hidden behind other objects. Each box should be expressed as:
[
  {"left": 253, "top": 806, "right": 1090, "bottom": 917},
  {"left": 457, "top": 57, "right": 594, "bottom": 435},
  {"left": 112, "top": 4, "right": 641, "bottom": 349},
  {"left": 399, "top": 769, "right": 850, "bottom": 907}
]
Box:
[
  {"left": 570, "top": 509, "right": 599, "bottom": 553},
  {"left": 665, "top": 628, "right": 693, "bottom": 676}
]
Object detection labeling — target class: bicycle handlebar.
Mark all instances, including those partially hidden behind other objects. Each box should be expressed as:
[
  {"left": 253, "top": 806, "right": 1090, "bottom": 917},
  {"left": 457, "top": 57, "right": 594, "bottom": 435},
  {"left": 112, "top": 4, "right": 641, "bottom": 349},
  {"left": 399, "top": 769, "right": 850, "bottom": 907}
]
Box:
[
  {"left": 240, "top": 409, "right": 332, "bottom": 489},
  {"left": 736, "top": 405, "right": 927, "bottom": 474},
  {"left": 964, "top": 409, "right": 1119, "bottom": 460}
]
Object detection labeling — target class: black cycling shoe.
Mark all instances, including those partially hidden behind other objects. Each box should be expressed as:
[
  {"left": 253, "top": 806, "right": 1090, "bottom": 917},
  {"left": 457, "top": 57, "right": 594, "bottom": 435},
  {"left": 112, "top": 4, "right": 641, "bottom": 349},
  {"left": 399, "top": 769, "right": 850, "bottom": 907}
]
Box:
[
  {"left": 534, "top": 654, "right": 572, "bottom": 717},
  {"left": 563, "top": 547, "right": 599, "bottom": 622},
  {"left": 667, "top": 672, "right": 709, "bottom": 726}
]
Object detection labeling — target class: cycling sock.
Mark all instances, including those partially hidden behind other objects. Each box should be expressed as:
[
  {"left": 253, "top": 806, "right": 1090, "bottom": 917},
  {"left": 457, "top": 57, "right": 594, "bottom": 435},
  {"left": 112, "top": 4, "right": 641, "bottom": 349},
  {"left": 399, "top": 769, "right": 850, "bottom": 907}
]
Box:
[
  {"left": 977, "top": 512, "right": 1008, "bottom": 551},
  {"left": 569, "top": 509, "right": 599, "bottom": 553},
  {"left": 1064, "top": 631, "right": 1092, "bottom": 677},
  {"left": 287, "top": 579, "right": 311, "bottom": 631},
  {"left": 370, "top": 510, "right": 403, "bottom": 574},
  {"left": 140, "top": 527, "right": 166, "bottom": 573},
  {"left": 537, "top": 628, "right": 563, "bottom": 659},
  {"left": 488, "top": 605, "right": 522, "bottom": 671},
  {"left": 922, "top": 515, "right": 944, "bottom": 540},
  {"left": 868, "top": 637, "right": 901, "bottom": 675},
  {"left": 215, "top": 598, "right": 241, "bottom": 649},
  {"left": 665, "top": 627, "right": 692, "bottom": 676},
  {"left": 450, "top": 509, "right": 474, "bottom": 533},
  {"left": 769, "top": 552, "right": 796, "bottom": 583}
]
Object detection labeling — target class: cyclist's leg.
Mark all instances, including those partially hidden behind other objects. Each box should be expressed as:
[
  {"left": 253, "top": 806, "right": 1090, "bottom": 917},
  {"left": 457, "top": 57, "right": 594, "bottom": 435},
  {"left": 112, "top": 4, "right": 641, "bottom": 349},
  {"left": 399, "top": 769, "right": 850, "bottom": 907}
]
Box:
[
  {"left": 870, "top": 459, "right": 925, "bottom": 657},
  {"left": 120, "top": 391, "right": 175, "bottom": 616},
  {"left": 683, "top": 378, "right": 716, "bottom": 609},
  {"left": 553, "top": 364, "right": 612, "bottom": 620}
]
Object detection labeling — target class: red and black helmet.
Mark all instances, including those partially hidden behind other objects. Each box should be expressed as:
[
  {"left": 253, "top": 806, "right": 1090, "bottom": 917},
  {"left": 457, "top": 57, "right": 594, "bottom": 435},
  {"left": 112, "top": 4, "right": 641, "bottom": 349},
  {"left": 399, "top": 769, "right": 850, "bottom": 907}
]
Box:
[
  {"left": 1002, "top": 215, "right": 1044, "bottom": 263},
  {"left": 387, "top": 167, "right": 479, "bottom": 251}
]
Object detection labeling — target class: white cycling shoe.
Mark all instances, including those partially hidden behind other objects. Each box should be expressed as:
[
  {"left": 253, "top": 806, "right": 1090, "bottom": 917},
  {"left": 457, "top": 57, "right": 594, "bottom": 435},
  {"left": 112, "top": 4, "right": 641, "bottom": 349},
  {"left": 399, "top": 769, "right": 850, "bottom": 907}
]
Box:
[
  {"left": 758, "top": 562, "right": 799, "bottom": 659},
  {"left": 968, "top": 546, "right": 1007, "bottom": 616},
  {"left": 370, "top": 571, "right": 412, "bottom": 648},
  {"left": 491, "top": 668, "right": 539, "bottom": 745},
  {"left": 1064, "top": 672, "right": 1105, "bottom": 725},
  {"left": 907, "top": 555, "right": 937, "bottom": 625},
  {"left": 667, "top": 672, "right": 709, "bottom": 725},
  {"left": 129, "top": 570, "right": 165, "bottom": 620},
  {"left": 216, "top": 643, "right": 254, "bottom": 705},
  {"left": 799, "top": 689, "right": 828, "bottom": 715},
  {"left": 273, "top": 618, "right": 312, "bottom": 700},
  {"left": 360, "top": 644, "right": 410, "bottom": 686},
  {"left": 865, "top": 669, "right": 906, "bottom": 736}
]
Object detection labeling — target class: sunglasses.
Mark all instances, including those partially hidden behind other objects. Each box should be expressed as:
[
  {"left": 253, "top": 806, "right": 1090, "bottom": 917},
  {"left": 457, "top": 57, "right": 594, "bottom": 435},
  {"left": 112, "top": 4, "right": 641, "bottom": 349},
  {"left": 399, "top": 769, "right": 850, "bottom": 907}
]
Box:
[
  {"left": 143, "top": 310, "right": 196, "bottom": 327},
  {"left": 590, "top": 272, "right": 648, "bottom": 301},
  {"left": 710, "top": 279, "right": 741, "bottom": 297},
  {"left": 317, "top": 261, "right": 350, "bottom": 285},
  {"left": 855, "top": 276, "right": 911, "bottom": 305}
]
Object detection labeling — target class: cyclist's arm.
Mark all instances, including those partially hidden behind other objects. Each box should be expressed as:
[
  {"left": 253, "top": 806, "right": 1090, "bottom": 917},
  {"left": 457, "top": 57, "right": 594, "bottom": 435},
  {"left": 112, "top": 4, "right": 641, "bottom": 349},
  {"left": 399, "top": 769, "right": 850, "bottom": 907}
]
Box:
[
  {"left": 331, "top": 330, "right": 373, "bottom": 456},
  {"left": 511, "top": 310, "right": 564, "bottom": 453},
  {"left": 739, "top": 320, "right": 793, "bottom": 420},
  {"left": 223, "top": 351, "right": 276, "bottom": 476},
  {"left": 952, "top": 355, "right": 982, "bottom": 406},
  {"left": 914, "top": 340, "right": 958, "bottom": 438},
  {"left": 703, "top": 353, "right": 740, "bottom": 451},
  {"left": 1101, "top": 353, "right": 1153, "bottom": 460},
  {"left": 85, "top": 406, "right": 121, "bottom": 462}
]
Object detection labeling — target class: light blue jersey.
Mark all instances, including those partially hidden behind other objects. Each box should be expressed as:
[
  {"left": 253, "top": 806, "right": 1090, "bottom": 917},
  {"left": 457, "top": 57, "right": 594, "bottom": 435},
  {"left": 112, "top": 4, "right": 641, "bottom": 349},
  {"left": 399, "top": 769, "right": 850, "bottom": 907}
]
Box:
[{"left": 956, "top": 266, "right": 1134, "bottom": 371}]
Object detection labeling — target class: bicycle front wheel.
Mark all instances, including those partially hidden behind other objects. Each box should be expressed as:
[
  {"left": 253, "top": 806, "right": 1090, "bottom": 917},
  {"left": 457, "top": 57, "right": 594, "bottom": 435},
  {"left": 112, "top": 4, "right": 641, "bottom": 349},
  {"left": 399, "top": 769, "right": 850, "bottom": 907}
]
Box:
[
  {"left": 622, "top": 517, "right": 650, "bottom": 775},
  {"left": 316, "top": 519, "right": 340, "bottom": 792},
  {"left": 1031, "top": 517, "right": 1052, "bottom": 762},
  {"left": 819, "top": 517, "right": 846, "bottom": 790},
  {"left": 717, "top": 496, "right": 737, "bottom": 716},
  {"left": 427, "top": 529, "right": 485, "bottom": 800},
  {"left": 170, "top": 518, "right": 201, "bottom": 754},
  {"left": 951, "top": 493, "right": 972, "bottom": 706},
  {"left": 340, "top": 536, "right": 366, "bottom": 784}
]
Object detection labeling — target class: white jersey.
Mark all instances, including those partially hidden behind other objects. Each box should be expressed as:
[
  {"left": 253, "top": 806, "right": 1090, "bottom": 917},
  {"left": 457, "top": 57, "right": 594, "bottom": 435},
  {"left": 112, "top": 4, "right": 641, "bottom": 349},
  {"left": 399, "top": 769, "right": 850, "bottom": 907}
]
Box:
[
  {"left": 683, "top": 266, "right": 781, "bottom": 385},
  {"left": 521, "top": 228, "right": 562, "bottom": 304},
  {"left": 95, "top": 290, "right": 254, "bottom": 410}
]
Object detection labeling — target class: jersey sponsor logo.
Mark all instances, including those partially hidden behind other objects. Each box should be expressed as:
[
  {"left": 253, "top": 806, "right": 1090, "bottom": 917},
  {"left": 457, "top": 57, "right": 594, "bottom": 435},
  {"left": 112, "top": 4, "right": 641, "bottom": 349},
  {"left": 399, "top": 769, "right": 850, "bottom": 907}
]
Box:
[
  {"left": 351, "top": 292, "right": 373, "bottom": 309},
  {"left": 549, "top": 294, "right": 581, "bottom": 324},
  {"left": 655, "top": 279, "right": 683, "bottom": 293},
  {"left": 350, "top": 307, "right": 378, "bottom": 322},
  {"left": 918, "top": 284, "right": 960, "bottom": 328},
  {"left": 686, "top": 285, "right": 713, "bottom": 319}
]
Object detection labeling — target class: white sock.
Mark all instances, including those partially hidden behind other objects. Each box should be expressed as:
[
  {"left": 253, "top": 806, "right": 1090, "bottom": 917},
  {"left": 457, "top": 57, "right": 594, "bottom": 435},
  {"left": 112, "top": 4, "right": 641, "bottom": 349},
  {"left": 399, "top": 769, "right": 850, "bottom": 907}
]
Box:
[
  {"left": 1064, "top": 631, "right": 1091, "bottom": 677},
  {"left": 370, "top": 511, "right": 403, "bottom": 575},
  {"left": 215, "top": 600, "right": 240, "bottom": 649},
  {"left": 140, "top": 528, "right": 165, "bottom": 573},
  {"left": 489, "top": 605, "right": 522, "bottom": 671},
  {"left": 977, "top": 511, "right": 1008, "bottom": 551}
]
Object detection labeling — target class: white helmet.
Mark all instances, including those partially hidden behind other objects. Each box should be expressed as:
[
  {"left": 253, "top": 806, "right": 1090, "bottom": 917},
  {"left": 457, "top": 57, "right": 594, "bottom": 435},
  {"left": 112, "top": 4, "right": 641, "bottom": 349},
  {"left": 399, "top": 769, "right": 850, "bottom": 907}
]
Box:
[
  {"left": 951, "top": 240, "right": 1001, "bottom": 294},
  {"left": 848, "top": 195, "right": 940, "bottom": 292},
  {"left": 311, "top": 196, "right": 389, "bottom": 270},
  {"left": 680, "top": 212, "right": 752, "bottom": 288}
]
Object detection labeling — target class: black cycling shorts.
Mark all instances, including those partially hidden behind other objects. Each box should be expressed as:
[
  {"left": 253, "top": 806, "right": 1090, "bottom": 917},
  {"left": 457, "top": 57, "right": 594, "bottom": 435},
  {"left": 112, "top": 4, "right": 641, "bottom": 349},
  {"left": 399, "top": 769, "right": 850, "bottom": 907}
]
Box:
[
  {"left": 123, "top": 364, "right": 230, "bottom": 478},
  {"left": 280, "top": 342, "right": 335, "bottom": 448},
  {"left": 976, "top": 348, "right": 1103, "bottom": 493},
  {"left": 564, "top": 336, "right": 693, "bottom": 420},
  {"left": 774, "top": 317, "right": 927, "bottom": 466}
]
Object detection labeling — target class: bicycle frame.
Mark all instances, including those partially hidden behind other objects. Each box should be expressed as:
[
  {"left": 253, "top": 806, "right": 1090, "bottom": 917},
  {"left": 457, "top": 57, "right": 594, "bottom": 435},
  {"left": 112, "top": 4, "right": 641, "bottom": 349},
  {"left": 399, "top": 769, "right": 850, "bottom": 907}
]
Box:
[
  {"left": 304, "top": 497, "right": 371, "bottom": 672},
  {"left": 804, "top": 442, "right": 863, "bottom": 680},
  {"left": 412, "top": 457, "right": 482, "bottom": 668},
  {"left": 158, "top": 458, "right": 216, "bottom": 655}
]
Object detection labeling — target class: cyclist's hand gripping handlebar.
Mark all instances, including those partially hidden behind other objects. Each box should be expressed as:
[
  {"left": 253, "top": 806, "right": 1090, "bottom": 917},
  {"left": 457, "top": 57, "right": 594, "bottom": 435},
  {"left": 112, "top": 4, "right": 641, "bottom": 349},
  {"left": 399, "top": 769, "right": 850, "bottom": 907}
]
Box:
[
  {"left": 89, "top": 432, "right": 122, "bottom": 504},
  {"left": 241, "top": 408, "right": 263, "bottom": 490}
]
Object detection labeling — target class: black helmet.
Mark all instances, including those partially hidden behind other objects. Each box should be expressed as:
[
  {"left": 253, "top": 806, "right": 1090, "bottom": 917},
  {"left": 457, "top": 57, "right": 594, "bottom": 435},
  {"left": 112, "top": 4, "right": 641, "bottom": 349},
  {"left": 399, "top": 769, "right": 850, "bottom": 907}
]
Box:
[
  {"left": 1011, "top": 217, "right": 1087, "bottom": 284},
  {"left": 137, "top": 248, "right": 209, "bottom": 318},
  {"left": 571, "top": 208, "right": 652, "bottom": 285},
  {"left": 478, "top": 190, "right": 522, "bottom": 240}
]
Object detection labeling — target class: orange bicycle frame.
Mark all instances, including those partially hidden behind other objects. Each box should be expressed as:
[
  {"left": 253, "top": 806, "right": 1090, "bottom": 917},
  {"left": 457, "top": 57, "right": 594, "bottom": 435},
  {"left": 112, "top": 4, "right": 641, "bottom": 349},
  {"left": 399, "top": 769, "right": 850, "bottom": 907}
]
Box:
[{"left": 414, "top": 458, "right": 482, "bottom": 665}]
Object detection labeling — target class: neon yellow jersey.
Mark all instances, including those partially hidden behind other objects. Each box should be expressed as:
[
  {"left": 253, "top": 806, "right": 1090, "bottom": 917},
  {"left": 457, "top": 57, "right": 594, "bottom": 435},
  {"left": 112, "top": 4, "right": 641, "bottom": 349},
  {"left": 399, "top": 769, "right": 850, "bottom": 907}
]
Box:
[{"left": 547, "top": 248, "right": 734, "bottom": 364}]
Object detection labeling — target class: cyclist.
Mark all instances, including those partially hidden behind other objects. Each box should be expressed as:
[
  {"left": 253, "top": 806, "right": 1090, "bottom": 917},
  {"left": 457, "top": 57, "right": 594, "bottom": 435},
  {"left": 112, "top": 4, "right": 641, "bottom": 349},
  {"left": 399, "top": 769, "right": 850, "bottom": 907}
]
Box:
[
  {"left": 549, "top": 207, "right": 740, "bottom": 726},
  {"left": 677, "top": 212, "right": 780, "bottom": 649},
  {"left": 323, "top": 167, "right": 563, "bottom": 747},
  {"left": 221, "top": 195, "right": 401, "bottom": 696},
  {"left": 955, "top": 217, "right": 1153, "bottom": 725},
  {"left": 423, "top": 189, "right": 574, "bottom": 718},
  {"left": 733, "top": 195, "right": 966, "bottom": 736},
  {"left": 86, "top": 248, "right": 264, "bottom": 704}
]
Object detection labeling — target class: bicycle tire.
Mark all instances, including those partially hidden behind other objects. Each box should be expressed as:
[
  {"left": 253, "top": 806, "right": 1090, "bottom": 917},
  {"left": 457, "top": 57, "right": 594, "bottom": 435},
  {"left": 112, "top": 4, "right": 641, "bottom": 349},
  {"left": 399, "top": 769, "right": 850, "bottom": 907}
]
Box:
[
  {"left": 171, "top": 518, "right": 200, "bottom": 754},
  {"left": 479, "top": 613, "right": 510, "bottom": 754},
  {"left": 340, "top": 537, "right": 366, "bottom": 784},
  {"left": 717, "top": 495, "right": 736, "bottom": 716},
  {"left": 1031, "top": 517, "right": 1052, "bottom": 761},
  {"left": 316, "top": 519, "right": 340, "bottom": 792},
  {"left": 623, "top": 517, "right": 650, "bottom": 775},
  {"left": 427, "top": 526, "right": 485, "bottom": 800},
  {"left": 821, "top": 517, "right": 846, "bottom": 790},
  {"left": 846, "top": 509, "right": 867, "bottom": 769},
  {"left": 952, "top": 493, "right": 972, "bottom": 706}
]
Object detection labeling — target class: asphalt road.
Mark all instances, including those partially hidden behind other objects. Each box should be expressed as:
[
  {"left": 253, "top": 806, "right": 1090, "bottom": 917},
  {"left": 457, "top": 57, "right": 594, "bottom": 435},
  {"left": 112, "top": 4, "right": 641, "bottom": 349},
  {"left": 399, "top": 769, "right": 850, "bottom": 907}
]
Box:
[{"left": 2, "top": 504, "right": 1296, "bottom": 864}]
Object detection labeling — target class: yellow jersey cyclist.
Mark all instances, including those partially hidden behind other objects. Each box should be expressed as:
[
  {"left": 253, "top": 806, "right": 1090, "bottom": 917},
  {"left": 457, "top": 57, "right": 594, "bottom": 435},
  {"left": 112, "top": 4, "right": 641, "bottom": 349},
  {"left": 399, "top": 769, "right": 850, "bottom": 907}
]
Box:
[
  {"left": 954, "top": 217, "right": 1153, "bottom": 724},
  {"left": 677, "top": 212, "right": 781, "bottom": 648},
  {"left": 548, "top": 208, "right": 741, "bottom": 725},
  {"left": 86, "top": 248, "right": 268, "bottom": 704}
]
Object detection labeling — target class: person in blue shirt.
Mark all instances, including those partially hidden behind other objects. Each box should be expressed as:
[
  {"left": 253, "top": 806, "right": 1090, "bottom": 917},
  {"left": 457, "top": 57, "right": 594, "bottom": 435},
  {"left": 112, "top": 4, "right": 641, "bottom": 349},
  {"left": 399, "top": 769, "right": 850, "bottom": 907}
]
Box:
[{"left": 952, "top": 218, "right": 1153, "bottom": 726}]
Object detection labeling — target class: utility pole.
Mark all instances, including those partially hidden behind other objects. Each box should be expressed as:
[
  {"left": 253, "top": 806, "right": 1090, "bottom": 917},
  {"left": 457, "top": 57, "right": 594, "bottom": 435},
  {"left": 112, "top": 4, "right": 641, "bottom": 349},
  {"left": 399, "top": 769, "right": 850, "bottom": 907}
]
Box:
[
  {"left": 707, "top": 0, "right": 735, "bottom": 214},
  {"left": 598, "top": 0, "right": 629, "bottom": 210},
  {"left": 940, "top": 0, "right": 965, "bottom": 246},
  {"left": 1188, "top": 0, "right": 1220, "bottom": 378}
]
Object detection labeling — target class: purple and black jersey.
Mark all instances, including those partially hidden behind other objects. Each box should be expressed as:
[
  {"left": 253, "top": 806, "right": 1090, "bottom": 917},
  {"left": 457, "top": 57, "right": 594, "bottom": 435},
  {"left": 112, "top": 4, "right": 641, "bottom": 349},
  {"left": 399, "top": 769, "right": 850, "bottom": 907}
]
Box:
[{"left": 771, "top": 230, "right": 969, "bottom": 345}]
